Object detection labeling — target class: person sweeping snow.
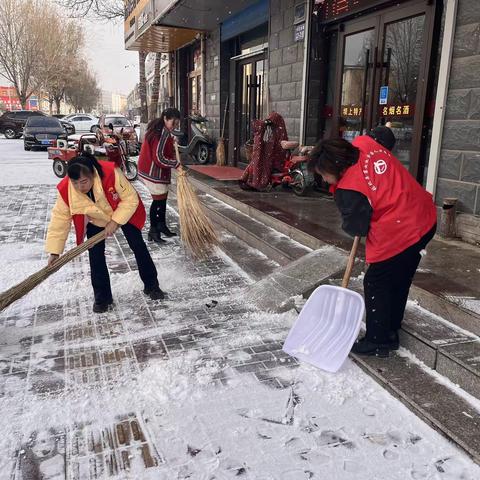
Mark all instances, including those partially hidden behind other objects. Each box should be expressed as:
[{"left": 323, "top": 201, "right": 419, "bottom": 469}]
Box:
[
  {"left": 45, "top": 153, "right": 164, "bottom": 313},
  {"left": 138, "top": 108, "right": 181, "bottom": 243},
  {"left": 308, "top": 129, "right": 437, "bottom": 357}
]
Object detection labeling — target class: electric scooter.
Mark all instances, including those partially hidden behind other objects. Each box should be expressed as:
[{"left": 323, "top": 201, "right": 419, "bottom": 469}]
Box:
[{"left": 174, "top": 114, "right": 214, "bottom": 164}]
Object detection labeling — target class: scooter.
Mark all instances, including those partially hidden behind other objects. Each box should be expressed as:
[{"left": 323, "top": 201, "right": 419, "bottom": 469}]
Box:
[
  {"left": 275, "top": 142, "right": 322, "bottom": 196},
  {"left": 99, "top": 124, "right": 138, "bottom": 181},
  {"left": 174, "top": 114, "right": 214, "bottom": 164}
]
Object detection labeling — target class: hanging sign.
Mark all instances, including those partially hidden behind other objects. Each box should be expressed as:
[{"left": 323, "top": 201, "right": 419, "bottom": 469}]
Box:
[
  {"left": 379, "top": 104, "right": 415, "bottom": 117},
  {"left": 379, "top": 86, "right": 388, "bottom": 105}
]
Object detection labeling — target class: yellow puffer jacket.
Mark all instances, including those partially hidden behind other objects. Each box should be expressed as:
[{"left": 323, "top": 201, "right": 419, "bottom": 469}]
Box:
[{"left": 46, "top": 168, "right": 139, "bottom": 255}]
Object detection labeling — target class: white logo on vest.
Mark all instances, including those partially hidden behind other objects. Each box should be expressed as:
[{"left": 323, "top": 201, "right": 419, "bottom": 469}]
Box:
[{"left": 374, "top": 159, "right": 388, "bottom": 175}]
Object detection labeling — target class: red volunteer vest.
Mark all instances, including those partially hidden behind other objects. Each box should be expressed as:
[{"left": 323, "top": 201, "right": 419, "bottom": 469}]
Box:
[
  {"left": 336, "top": 136, "right": 437, "bottom": 263},
  {"left": 57, "top": 161, "right": 146, "bottom": 245}
]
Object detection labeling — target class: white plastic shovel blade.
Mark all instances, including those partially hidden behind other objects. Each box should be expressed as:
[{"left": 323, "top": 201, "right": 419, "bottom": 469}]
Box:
[{"left": 283, "top": 284, "right": 364, "bottom": 373}]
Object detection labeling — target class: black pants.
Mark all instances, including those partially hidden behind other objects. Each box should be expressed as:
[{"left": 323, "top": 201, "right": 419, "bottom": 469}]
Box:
[
  {"left": 363, "top": 224, "right": 436, "bottom": 344},
  {"left": 86, "top": 223, "right": 159, "bottom": 304}
]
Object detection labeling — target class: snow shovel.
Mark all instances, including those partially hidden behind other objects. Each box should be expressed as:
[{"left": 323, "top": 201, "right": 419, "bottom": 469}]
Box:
[{"left": 283, "top": 236, "right": 364, "bottom": 373}]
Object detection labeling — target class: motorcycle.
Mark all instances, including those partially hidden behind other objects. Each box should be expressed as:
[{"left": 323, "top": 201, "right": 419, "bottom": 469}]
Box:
[
  {"left": 174, "top": 114, "right": 214, "bottom": 164},
  {"left": 100, "top": 124, "right": 138, "bottom": 181}
]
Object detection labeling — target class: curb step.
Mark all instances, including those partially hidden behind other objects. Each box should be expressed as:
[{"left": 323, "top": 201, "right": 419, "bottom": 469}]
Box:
[
  {"left": 184, "top": 172, "right": 480, "bottom": 340},
  {"left": 352, "top": 350, "right": 480, "bottom": 464}
]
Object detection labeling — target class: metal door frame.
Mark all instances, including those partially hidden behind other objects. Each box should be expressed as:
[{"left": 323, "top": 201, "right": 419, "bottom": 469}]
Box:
[{"left": 332, "top": 0, "right": 436, "bottom": 179}]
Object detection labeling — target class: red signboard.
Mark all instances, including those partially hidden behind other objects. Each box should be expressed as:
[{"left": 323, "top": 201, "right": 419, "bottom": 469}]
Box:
[
  {"left": 315, "top": 0, "right": 382, "bottom": 21},
  {"left": 0, "top": 86, "right": 39, "bottom": 111}
]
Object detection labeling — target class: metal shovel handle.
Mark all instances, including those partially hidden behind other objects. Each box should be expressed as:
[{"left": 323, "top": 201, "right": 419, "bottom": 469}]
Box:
[{"left": 342, "top": 236, "right": 361, "bottom": 288}]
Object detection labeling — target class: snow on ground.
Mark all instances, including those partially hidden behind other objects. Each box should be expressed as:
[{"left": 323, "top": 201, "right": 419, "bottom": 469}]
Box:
[
  {"left": 0, "top": 136, "right": 59, "bottom": 186},
  {"left": 0, "top": 175, "right": 479, "bottom": 478}
]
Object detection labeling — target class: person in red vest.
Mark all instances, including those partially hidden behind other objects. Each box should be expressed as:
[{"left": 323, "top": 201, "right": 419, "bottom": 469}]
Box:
[
  {"left": 138, "top": 108, "right": 181, "bottom": 243},
  {"left": 45, "top": 153, "right": 164, "bottom": 313},
  {"left": 308, "top": 132, "right": 437, "bottom": 357}
]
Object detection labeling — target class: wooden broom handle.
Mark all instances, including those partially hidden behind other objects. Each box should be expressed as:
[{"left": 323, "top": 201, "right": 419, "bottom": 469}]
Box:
[{"left": 342, "top": 236, "right": 360, "bottom": 288}]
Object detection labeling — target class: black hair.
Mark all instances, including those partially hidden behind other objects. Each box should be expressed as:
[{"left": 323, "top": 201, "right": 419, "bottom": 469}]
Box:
[
  {"left": 366, "top": 125, "right": 396, "bottom": 151},
  {"left": 67, "top": 152, "right": 104, "bottom": 180},
  {"left": 307, "top": 138, "right": 360, "bottom": 180},
  {"left": 145, "top": 107, "right": 181, "bottom": 143}
]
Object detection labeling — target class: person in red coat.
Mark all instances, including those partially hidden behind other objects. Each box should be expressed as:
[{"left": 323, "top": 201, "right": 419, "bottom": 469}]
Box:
[
  {"left": 138, "top": 108, "right": 181, "bottom": 243},
  {"left": 308, "top": 132, "right": 437, "bottom": 357}
]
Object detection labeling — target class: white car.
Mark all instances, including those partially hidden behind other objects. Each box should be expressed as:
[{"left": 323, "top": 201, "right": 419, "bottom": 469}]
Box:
[{"left": 63, "top": 114, "right": 98, "bottom": 132}]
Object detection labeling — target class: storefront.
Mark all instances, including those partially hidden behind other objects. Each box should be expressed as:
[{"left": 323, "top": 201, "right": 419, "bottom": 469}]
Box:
[{"left": 305, "top": 0, "right": 442, "bottom": 184}]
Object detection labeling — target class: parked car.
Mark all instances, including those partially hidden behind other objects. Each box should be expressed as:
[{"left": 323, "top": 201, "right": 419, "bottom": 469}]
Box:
[
  {"left": 23, "top": 116, "right": 67, "bottom": 150},
  {"left": 64, "top": 113, "right": 98, "bottom": 132},
  {"left": 0, "top": 110, "right": 46, "bottom": 139},
  {"left": 59, "top": 119, "right": 75, "bottom": 135},
  {"left": 52, "top": 114, "right": 66, "bottom": 119},
  {"left": 97, "top": 114, "right": 139, "bottom": 155}
]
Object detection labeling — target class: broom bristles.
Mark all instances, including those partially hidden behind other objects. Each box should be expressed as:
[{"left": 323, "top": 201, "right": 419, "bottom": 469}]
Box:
[
  {"left": 216, "top": 138, "right": 226, "bottom": 166},
  {"left": 176, "top": 167, "right": 218, "bottom": 258},
  {"left": 0, "top": 231, "right": 106, "bottom": 312}
]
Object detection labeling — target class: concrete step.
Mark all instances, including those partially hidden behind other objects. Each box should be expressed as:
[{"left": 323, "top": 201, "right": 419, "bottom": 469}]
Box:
[
  {"left": 352, "top": 350, "right": 480, "bottom": 464},
  {"left": 195, "top": 191, "right": 312, "bottom": 266},
  {"left": 183, "top": 171, "right": 480, "bottom": 340}
]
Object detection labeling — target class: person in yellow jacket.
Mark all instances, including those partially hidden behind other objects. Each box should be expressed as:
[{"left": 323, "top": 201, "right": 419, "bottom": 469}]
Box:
[{"left": 46, "top": 153, "right": 164, "bottom": 313}]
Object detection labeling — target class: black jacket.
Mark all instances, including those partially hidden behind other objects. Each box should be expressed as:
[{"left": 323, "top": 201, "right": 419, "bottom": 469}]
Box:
[{"left": 335, "top": 188, "right": 372, "bottom": 237}]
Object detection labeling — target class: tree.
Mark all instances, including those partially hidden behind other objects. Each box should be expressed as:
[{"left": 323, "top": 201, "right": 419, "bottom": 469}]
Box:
[
  {"left": 56, "top": 0, "right": 159, "bottom": 124},
  {"left": 0, "top": 0, "right": 50, "bottom": 108},
  {"left": 138, "top": 51, "right": 148, "bottom": 123},
  {"left": 65, "top": 61, "right": 100, "bottom": 112},
  {"left": 148, "top": 53, "right": 162, "bottom": 121},
  {"left": 38, "top": 15, "right": 85, "bottom": 113}
]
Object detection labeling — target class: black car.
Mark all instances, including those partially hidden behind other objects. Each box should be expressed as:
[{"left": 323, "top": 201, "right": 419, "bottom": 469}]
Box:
[
  {"left": 0, "top": 110, "right": 46, "bottom": 139},
  {"left": 23, "top": 116, "right": 67, "bottom": 151}
]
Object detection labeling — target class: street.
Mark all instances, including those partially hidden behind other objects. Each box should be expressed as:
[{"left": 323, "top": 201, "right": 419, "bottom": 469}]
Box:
[{"left": 0, "top": 136, "right": 479, "bottom": 479}]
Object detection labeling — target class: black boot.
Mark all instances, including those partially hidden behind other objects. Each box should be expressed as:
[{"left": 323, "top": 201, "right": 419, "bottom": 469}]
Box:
[
  {"left": 351, "top": 338, "right": 390, "bottom": 358},
  {"left": 147, "top": 224, "right": 166, "bottom": 244},
  {"left": 157, "top": 198, "right": 177, "bottom": 237},
  {"left": 148, "top": 201, "right": 167, "bottom": 243},
  {"left": 93, "top": 299, "right": 113, "bottom": 313},
  {"left": 144, "top": 285, "right": 165, "bottom": 300}
]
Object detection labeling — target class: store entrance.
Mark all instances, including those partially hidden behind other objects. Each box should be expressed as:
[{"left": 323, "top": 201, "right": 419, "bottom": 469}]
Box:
[{"left": 333, "top": 0, "right": 434, "bottom": 179}]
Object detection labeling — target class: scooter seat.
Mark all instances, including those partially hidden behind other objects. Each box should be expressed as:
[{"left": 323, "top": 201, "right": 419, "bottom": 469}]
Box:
[{"left": 281, "top": 140, "right": 299, "bottom": 150}]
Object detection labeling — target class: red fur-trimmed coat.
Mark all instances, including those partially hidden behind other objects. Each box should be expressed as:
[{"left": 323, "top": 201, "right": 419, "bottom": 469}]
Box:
[{"left": 138, "top": 128, "right": 179, "bottom": 185}]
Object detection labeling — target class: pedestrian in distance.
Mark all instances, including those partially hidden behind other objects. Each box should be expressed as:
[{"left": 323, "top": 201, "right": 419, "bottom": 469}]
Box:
[
  {"left": 138, "top": 108, "right": 181, "bottom": 244},
  {"left": 45, "top": 153, "right": 165, "bottom": 313},
  {"left": 308, "top": 131, "right": 437, "bottom": 357}
]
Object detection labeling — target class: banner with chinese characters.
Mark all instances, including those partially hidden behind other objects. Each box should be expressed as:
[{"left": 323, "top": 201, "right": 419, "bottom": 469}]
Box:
[
  {"left": 341, "top": 105, "right": 363, "bottom": 117},
  {"left": 379, "top": 104, "right": 414, "bottom": 117}
]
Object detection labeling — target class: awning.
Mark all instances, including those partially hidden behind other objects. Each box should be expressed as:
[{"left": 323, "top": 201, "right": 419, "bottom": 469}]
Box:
[
  {"left": 126, "top": 25, "right": 202, "bottom": 52},
  {"left": 153, "top": 0, "right": 262, "bottom": 31}
]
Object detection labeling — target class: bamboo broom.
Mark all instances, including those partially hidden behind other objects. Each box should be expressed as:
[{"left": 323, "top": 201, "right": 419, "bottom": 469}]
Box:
[
  {"left": 0, "top": 231, "right": 106, "bottom": 312},
  {"left": 174, "top": 141, "right": 219, "bottom": 258},
  {"left": 216, "top": 98, "right": 228, "bottom": 166}
]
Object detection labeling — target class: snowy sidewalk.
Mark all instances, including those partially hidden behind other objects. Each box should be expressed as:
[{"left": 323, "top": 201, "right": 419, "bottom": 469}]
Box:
[{"left": 0, "top": 181, "right": 480, "bottom": 479}]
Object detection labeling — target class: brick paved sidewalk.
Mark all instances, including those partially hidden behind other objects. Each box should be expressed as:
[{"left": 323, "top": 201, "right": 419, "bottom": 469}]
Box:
[{"left": 0, "top": 184, "right": 479, "bottom": 480}]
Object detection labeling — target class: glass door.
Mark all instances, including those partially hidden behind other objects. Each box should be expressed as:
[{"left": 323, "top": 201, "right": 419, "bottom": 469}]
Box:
[
  {"left": 334, "top": 0, "right": 434, "bottom": 180},
  {"left": 236, "top": 54, "right": 267, "bottom": 164},
  {"left": 336, "top": 18, "right": 379, "bottom": 142},
  {"left": 374, "top": 7, "right": 430, "bottom": 175}
]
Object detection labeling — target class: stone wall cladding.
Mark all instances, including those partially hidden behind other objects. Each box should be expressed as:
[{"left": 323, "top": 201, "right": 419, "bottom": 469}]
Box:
[
  {"left": 438, "top": 0, "right": 480, "bottom": 241},
  {"left": 268, "top": 0, "right": 305, "bottom": 140},
  {"left": 205, "top": 28, "right": 221, "bottom": 140}
]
